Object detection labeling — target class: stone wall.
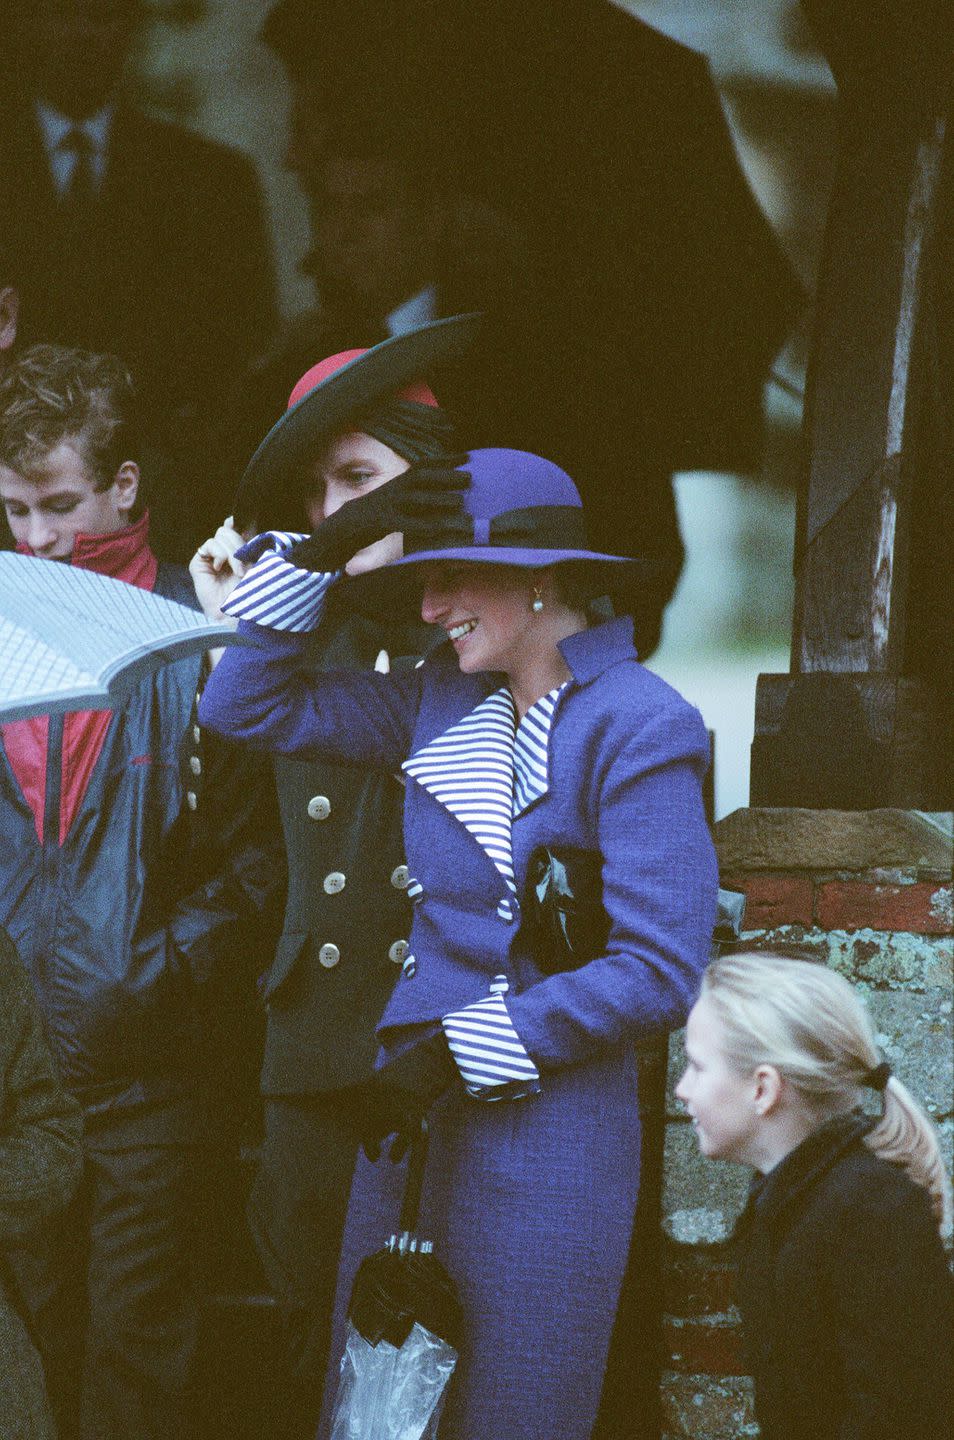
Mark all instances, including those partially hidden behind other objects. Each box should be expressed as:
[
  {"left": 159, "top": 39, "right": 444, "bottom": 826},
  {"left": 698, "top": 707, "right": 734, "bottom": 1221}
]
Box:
[{"left": 659, "top": 808, "right": 953, "bottom": 1440}]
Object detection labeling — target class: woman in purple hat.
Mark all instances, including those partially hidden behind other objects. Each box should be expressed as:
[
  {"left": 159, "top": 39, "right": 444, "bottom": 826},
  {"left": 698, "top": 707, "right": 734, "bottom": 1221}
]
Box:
[{"left": 198, "top": 447, "right": 718, "bottom": 1439}]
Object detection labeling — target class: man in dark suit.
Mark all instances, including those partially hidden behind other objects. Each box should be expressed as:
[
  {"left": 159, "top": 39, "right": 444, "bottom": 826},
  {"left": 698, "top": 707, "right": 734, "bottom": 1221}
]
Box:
[
  {"left": 216, "top": 84, "right": 504, "bottom": 531},
  {"left": 0, "top": 0, "right": 278, "bottom": 560}
]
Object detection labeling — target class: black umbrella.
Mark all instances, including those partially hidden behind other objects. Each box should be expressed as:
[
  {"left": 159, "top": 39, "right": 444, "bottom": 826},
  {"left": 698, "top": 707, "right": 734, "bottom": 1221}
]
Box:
[
  {"left": 327, "top": 1120, "right": 462, "bottom": 1440},
  {"left": 799, "top": 0, "right": 950, "bottom": 116},
  {"left": 313, "top": 1, "right": 799, "bottom": 460},
  {"left": 439, "top": 0, "right": 801, "bottom": 458}
]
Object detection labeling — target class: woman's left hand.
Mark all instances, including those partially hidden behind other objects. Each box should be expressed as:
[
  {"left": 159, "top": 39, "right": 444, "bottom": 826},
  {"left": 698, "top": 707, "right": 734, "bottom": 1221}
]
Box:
[
  {"left": 334, "top": 1031, "right": 458, "bottom": 1162},
  {"left": 334, "top": 1078, "right": 427, "bottom": 1164}
]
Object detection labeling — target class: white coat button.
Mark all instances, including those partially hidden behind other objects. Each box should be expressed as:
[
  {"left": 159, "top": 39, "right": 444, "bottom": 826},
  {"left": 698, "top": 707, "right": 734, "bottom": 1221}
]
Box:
[
  {"left": 318, "top": 943, "right": 341, "bottom": 968},
  {"left": 189, "top": 755, "right": 201, "bottom": 776},
  {"left": 323, "top": 871, "right": 346, "bottom": 894},
  {"left": 388, "top": 940, "right": 410, "bottom": 965},
  {"left": 192, "top": 725, "right": 201, "bottom": 744},
  {"left": 186, "top": 790, "right": 198, "bottom": 811},
  {"left": 390, "top": 865, "right": 410, "bottom": 889},
  {"left": 308, "top": 795, "right": 331, "bottom": 821}
]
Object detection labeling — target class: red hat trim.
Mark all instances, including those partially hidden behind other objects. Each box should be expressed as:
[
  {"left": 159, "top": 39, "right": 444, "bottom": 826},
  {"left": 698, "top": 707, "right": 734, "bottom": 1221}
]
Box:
[{"left": 286, "top": 349, "right": 439, "bottom": 411}]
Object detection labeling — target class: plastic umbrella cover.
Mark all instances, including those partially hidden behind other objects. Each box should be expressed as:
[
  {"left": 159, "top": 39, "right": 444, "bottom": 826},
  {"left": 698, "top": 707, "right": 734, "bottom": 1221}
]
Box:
[
  {"left": 329, "top": 1121, "right": 461, "bottom": 1440},
  {"left": 329, "top": 1317, "right": 457, "bottom": 1440}
]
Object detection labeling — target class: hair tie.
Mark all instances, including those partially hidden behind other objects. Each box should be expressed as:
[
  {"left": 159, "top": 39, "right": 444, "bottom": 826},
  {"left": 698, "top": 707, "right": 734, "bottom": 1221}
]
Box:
[{"left": 863, "top": 1061, "right": 892, "bottom": 1092}]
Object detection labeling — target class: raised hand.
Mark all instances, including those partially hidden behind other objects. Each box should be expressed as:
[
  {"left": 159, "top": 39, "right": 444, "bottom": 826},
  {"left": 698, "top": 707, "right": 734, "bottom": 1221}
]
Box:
[
  {"left": 189, "top": 516, "right": 249, "bottom": 623},
  {"left": 287, "top": 456, "right": 471, "bottom": 574}
]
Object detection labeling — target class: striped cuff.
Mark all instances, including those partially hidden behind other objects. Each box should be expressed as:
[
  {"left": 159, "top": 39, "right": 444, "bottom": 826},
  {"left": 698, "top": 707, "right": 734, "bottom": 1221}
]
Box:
[
  {"left": 442, "top": 993, "right": 541, "bottom": 1102},
  {"left": 221, "top": 531, "right": 341, "bottom": 632}
]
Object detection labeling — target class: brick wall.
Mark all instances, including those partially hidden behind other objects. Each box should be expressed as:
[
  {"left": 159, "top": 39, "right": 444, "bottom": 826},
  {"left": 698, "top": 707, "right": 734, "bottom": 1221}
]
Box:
[{"left": 660, "top": 809, "right": 953, "bottom": 1440}]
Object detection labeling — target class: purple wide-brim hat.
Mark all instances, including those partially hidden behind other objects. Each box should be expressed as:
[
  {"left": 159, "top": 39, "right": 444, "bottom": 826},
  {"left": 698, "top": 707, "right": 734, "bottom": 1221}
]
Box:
[{"left": 384, "top": 448, "right": 651, "bottom": 575}]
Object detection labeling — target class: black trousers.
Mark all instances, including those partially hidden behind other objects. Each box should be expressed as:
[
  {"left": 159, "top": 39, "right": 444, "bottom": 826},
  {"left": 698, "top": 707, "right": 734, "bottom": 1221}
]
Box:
[
  {"left": 13, "top": 1135, "right": 201, "bottom": 1440},
  {"left": 247, "top": 1096, "right": 359, "bottom": 1440}
]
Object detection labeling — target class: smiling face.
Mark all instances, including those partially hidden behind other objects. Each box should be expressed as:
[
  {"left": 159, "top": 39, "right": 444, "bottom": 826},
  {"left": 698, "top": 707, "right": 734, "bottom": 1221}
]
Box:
[
  {"left": 303, "top": 430, "right": 407, "bottom": 575},
  {"left": 0, "top": 439, "right": 137, "bottom": 559},
  {"left": 676, "top": 995, "right": 762, "bottom": 1166},
  {"left": 419, "top": 562, "right": 549, "bottom": 677}
]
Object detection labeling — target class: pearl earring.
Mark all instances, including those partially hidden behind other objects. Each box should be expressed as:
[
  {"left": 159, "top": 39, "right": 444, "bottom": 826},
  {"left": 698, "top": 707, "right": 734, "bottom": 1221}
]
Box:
[{"left": 531, "top": 585, "right": 544, "bottom": 614}]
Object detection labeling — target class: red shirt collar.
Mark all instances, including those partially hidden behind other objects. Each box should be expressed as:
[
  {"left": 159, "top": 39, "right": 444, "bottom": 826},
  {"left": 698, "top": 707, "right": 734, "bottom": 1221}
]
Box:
[{"left": 16, "top": 510, "right": 159, "bottom": 590}]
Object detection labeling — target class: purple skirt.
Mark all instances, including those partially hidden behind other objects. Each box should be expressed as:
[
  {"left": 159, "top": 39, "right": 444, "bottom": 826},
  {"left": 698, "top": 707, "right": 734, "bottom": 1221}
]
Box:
[{"left": 319, "top": 1043, "right": 642, "bottom": 1440}]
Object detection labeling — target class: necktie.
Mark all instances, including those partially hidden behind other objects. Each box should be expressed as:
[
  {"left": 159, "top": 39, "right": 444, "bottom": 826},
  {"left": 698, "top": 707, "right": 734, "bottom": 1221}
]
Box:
[{"left": 60, "top": 127, "right": 97, "bottom": 212}]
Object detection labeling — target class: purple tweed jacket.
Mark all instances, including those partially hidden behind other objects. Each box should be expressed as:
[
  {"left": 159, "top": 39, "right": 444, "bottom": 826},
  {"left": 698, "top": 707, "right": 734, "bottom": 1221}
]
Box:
[{"left": 199, "top": 616, "right": 717, "bottom": 1071}]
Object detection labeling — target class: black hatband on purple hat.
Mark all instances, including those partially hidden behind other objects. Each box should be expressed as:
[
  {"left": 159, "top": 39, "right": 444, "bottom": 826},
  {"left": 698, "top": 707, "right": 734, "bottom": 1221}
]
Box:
[
  {"left": 402, "top": 502, "right": 589, "bottom": 556},
  {"left": 383, "top": 448, "right": 654, "bottom": 576}
]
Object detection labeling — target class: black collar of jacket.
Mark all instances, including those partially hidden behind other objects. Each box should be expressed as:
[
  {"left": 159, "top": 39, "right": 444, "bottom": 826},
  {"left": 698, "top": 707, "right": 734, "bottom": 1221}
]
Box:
[
  {"left": 735, "top": 1112, "right": 875, "bottom": 1243},
  {"left": 321, "top": 584, "right": 437, "bottom": 660}
]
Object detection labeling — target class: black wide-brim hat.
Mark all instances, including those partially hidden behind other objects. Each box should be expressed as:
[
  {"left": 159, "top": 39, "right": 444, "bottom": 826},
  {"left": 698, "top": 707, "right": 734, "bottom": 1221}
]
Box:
[{"left": 232, "top": 312, "right": 481, "bottom": 528}]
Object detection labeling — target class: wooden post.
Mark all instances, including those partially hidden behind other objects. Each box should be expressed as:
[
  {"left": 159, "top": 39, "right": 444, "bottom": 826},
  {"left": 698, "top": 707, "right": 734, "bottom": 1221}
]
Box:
[{"left": 751, "top": 9, "right": 953, "bottom": 808}]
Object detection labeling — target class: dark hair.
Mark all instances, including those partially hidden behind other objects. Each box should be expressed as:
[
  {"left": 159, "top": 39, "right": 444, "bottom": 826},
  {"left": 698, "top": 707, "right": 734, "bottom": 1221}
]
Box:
[
  {"left": 0, "top": 344, "right": 139, "bottom": 492},
  {"left": 550, "top": 562, "right": 615, "bottom": 613},
  {"left": 262, "top": 0, "right": 433, "bottom": 94}
]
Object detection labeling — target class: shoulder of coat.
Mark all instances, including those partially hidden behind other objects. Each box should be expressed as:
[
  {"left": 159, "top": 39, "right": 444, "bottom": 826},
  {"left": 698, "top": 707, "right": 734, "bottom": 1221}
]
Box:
[
  {"left": 567, "top": 653, "right": 699, "bottom": 724},
  {"left": 154, "top": 562, "right": 198, "bottom": 609},
  {"left": 784, "top": 1143, "right": 937, "bottom": 1252}
]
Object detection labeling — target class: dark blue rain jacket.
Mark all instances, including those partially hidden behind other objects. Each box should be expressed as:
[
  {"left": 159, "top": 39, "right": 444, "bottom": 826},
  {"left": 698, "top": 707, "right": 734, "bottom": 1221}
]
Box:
[{"left": 0, "top": 550, "right": 284, "bottom": 1140}]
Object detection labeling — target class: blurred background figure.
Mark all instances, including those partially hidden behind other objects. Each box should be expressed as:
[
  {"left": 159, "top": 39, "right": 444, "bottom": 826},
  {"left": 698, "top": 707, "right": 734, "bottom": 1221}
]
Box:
[
  {"left": 0, "top": 237, "right": 18, "bottom": 372},
  {"left": 224, "top": 0, "right": 801, "bottom": 661},
  {"left": 0, "top": 0, "right": 278, "bottom": 560}
]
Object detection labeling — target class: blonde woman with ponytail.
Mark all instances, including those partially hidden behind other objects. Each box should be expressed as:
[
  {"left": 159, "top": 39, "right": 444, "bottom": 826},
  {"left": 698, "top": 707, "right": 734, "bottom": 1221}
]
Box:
[{"left": 676, "top": 951, "right": 953, "bottom": 1440}]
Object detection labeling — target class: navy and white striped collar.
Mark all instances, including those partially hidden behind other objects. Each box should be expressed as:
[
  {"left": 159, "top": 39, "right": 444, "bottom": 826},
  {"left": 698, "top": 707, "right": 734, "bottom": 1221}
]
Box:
[
  {"left": 403, "top": 687, "right": 518, "bottom": 915},
  {"left": 402, "top": 680, "right": 567, "bottom": 915},
  {"left": 513, "top": 683, "right": 565, "bottom": 817}
]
